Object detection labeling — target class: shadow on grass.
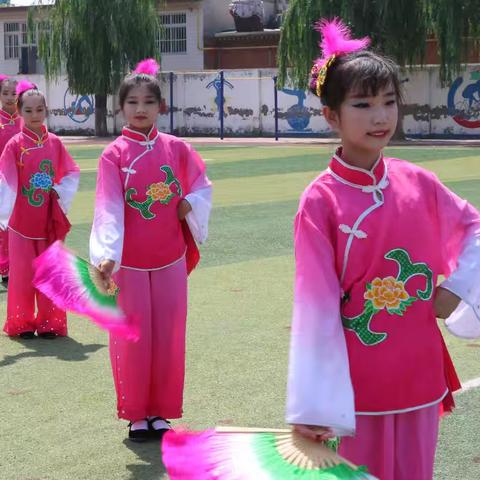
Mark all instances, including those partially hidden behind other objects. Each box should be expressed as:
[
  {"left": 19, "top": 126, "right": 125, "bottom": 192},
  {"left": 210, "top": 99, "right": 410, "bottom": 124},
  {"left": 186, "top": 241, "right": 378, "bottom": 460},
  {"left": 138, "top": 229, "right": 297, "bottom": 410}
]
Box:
[
  {"left": 0, "top": 335, "right": 105, "bottom": 367},
  {"left": 123, "top": 438, "right": 167, "bottom": 480}
]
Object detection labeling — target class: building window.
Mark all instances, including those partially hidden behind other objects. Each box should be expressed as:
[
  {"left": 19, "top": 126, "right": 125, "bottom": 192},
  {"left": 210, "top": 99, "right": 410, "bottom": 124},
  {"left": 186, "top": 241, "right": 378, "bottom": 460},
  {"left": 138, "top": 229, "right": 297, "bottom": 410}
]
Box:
[
  {"left": 4, "top": 22, "right": 36, "bottom": 60},
  {"left": 4, "top": 23, "right": 19, "bottom": 59},
  {"left": 158, "top": 12, "right": 187, "bottom": 54}
]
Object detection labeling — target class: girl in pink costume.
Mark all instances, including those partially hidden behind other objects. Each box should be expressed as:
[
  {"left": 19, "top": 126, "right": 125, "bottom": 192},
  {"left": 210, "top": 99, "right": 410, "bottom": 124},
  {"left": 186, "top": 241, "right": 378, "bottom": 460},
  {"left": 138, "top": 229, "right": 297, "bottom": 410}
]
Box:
[
  {"left": 89, "top": 59, "right": 212, "bottom": 442},
  {"left": 0, "top": 81, "right": 80, "bottom": 339},
  {"left": 286, "top": 19, "right": 480, "bottom": 480},
  {"left": 0, "top": 75, "right": 22, "bottom": 284}
]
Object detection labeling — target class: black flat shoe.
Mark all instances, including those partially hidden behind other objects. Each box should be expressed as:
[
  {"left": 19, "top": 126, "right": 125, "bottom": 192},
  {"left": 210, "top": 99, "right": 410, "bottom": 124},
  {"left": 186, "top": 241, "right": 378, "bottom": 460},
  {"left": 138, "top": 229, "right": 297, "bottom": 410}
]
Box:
[
  {"left": 19, "top": 331, "right": 35, "bottom": 339},
  {"left": 148, "top": 417, "right": 172, "bottom": 439},
  {"left": 38, "top": 332, "right": 58, "bottom": 339},
  {"left": 128, "top": 421, "right": 150, "bottom": 442}
]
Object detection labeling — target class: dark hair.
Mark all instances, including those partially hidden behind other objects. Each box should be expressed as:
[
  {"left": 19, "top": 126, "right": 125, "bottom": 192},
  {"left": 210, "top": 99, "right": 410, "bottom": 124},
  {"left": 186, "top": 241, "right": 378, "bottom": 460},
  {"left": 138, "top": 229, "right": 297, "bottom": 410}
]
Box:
[
  {"left": 0, "top": 78, "right": 17, "bottom": 94},
  {"left": 118, "top": 73, "right": 162, "bottom": 109},
  {"left": 311, "top": 50, "right": 402, "bottom": 110},
  {"left": 18, "top": 88, "right": 47, "bottom": 110}
]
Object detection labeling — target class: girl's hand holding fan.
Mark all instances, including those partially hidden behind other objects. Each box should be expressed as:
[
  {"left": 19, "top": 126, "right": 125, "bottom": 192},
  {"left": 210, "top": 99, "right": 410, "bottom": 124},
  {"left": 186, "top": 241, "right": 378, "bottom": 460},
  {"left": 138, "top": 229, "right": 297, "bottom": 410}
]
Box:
[
  {"left": 292, "top": 424, "right": 335, "bottom": 442},
  {"left": 33, "top": 241, "right": 139, "bottom": 340},
  {"left": 99, "top": 259, "right": 116, "bottom": 290}
]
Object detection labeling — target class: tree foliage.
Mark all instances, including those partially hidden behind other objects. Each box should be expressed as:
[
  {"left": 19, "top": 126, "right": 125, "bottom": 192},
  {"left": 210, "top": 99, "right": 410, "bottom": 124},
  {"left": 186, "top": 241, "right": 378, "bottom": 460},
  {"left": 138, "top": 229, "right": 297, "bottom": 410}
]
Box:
[
  {"left": 278, "top": 0, "right": 480, "bottom": 89},
  {"left": 30, "top": 0, "right": 161, "bottom": 135},
  {"left": 31, "top": 0, "right": 160, "bottom": 94}
]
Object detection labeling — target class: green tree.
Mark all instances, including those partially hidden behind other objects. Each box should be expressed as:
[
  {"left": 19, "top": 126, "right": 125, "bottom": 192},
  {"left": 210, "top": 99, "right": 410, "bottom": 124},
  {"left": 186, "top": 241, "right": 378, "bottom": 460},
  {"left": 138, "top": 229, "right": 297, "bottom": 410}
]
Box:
[
  {"left": 278, "top": 0, "right": 480, "bottom": 90},
  {"left": 30, "top": 0, "right": 161, "bottom": 136}
]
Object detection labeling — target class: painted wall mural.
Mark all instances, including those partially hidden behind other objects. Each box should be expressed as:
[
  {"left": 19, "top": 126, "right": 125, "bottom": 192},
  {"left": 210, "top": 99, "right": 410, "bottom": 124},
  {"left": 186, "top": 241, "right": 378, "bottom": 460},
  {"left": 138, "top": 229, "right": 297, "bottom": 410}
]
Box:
[
  {"left": 280, "top": 87, "right": 311, "bottom": 132},
  {"left": 206, "top": 74, "right": 234, "bottom": 120},
  {"left": 448, "top": 69, "right": 480, "bottom": 129},
  {"left": 15, "top": 67, "right": 480, "bottom": 136},
  {"left": 63, "top": 89, "right": 95, "bottom": 124}
]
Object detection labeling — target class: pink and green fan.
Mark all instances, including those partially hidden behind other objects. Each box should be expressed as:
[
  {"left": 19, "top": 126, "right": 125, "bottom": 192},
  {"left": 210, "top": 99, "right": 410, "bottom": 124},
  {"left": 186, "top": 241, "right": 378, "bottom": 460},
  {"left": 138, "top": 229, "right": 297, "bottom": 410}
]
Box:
[
  {"left": 33, "top": 241, "right": 139, "bottom": 340},
  {"left": 162, "top": 427, "right": 377, "bottom": 479}
]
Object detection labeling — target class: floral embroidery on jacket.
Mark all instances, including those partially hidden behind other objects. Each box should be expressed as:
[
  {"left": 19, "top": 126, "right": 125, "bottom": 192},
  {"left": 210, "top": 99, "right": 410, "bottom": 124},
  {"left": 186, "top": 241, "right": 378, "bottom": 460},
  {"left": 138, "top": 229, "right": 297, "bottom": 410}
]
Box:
[
  {"left": 21, "top": 159, "right": 54, "bottom": 207},
  {"left": 126, "top": 165, "right": 182, "bottom": 220},
  {"left": 342, "top": 248, "right": 433, "bottom": 346},
  {"left": 364, "top": 277, "right": 413, "bottom": 313}
]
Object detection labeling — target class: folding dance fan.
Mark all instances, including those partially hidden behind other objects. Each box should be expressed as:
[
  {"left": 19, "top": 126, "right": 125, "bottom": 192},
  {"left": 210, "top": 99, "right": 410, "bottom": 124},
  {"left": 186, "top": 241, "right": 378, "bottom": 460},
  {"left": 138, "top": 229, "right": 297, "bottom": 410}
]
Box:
[
  {"left": 162, "top": 427, "right": 378, "bottom": 479},
  {"left": 33, "top": 240, "right": 139, "bottom": 340}
]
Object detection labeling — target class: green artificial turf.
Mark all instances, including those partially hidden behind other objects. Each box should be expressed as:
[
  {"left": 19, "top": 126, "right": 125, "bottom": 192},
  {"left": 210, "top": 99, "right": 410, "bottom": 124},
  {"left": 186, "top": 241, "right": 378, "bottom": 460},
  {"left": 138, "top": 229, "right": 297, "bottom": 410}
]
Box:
[{"left": 0, "top": 143, "right": 479, "bottom": 479}]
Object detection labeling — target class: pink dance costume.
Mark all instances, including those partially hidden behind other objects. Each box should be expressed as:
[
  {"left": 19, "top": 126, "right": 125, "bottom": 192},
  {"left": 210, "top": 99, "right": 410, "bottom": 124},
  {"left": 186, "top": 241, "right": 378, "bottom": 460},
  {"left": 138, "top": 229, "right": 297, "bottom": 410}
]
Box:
[
  {"left": 0, "top": 125, "right": 80, "bottom": 336},
  {"left": 286, "top": 149, "right": 480, "bottom": 479},
  {"left": 0, "top": 108, "right": 22, "bottom": 277},
  {"left": 90, "top": 126, "right": 212, "bottom": 421}
]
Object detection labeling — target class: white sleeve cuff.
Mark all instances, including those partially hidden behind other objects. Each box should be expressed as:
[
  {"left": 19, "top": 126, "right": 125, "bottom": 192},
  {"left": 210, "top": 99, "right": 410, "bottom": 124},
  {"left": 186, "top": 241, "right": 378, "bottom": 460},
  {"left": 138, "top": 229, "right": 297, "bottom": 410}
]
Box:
[
  {"left": 185, "top": 186, "right": 212, "bottom": 244},
  {"left": 89, "top": 211, "right": 124, "bottom": 272},
  {"left": 286, "top": 322, "right": 356, "bottom": 437},
  {"left": 441, "top": 232, "right": 480, "bottom": 339},
  {"left": 53, "top": 171, "right": 80, "bottom": 214},
  {"left": 0, "top": 176, "right": 16, "bottom": 230},
  {"left": 444, "top": 300, "right": 480, "bottom": 339},
  {"left": 90, "top": 231, "right": 123, "bottom": 272}
]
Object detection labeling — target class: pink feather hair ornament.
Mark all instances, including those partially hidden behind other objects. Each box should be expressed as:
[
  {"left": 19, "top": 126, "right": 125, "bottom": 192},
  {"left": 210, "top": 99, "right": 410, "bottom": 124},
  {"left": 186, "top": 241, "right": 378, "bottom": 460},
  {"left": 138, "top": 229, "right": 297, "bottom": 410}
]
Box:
[
  {"left": 0, "top": 74, "right": 9, "bottom": 83},
  {"left": 310, "top": 18, "right": 370, "bottom": 97},
  {"left": 16, "top": 79, "right": 37, "bottom": 96},
  {"left": 133, "top": 58, "right": 160, "bottom": 77}
]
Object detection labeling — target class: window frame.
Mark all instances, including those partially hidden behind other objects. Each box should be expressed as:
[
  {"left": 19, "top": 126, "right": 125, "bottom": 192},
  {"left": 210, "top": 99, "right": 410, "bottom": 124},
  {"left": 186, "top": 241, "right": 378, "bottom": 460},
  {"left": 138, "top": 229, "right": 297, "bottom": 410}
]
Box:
[
  {"left": 157, "top": 12, "right": 188, "bottom": 56},
  {"left": 4, "top": 21, "right": 37, "bottom": 60}
]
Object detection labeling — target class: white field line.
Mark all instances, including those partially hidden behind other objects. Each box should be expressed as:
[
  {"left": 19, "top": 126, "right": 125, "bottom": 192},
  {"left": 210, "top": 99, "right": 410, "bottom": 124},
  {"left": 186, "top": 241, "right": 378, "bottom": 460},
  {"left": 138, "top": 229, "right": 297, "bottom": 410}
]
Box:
[{"left": 459, "top": 377, "right": 480, "bottom": 394}]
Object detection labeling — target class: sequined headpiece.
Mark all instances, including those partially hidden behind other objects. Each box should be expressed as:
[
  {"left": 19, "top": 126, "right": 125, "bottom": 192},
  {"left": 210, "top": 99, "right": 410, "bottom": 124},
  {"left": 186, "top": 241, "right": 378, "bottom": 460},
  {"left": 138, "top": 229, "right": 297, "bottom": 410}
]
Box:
[{"left": 310, "top": 18, "right": 370, "bottom": 98}]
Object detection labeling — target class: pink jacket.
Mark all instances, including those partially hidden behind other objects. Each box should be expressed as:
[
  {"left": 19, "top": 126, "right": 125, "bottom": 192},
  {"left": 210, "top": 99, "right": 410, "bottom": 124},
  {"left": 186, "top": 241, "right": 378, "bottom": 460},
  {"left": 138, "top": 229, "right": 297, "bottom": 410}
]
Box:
[
  {"left": 0, "top": 125, "right": 80, "bottom": 239},
  {"left": 90, "top": 126, "right": 212, "bottom": 270},
  {"left": 287, "top": 150, "right": 480, "bottom": 435}
]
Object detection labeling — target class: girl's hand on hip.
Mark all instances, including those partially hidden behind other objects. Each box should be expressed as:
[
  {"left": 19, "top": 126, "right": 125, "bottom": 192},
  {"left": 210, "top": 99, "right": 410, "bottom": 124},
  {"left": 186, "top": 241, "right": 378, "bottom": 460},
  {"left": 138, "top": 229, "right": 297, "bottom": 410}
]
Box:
[
  {"left": 291, "top": 424, "right": 335, "bottom": 442},
  {"left": 177, "top": 198, "right": 192, "bottom": 220},
  {"left": 434, "top": 286, "right": 461, "bottom": 319}
]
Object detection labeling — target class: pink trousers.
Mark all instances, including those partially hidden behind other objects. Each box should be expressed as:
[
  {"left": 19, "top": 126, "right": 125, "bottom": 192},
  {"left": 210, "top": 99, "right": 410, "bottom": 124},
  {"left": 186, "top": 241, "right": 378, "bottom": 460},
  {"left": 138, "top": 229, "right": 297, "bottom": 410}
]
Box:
[
  {"left": 0, "top": 229, "right": 8, "bottom": 276},
  {"left": 339, "top": 404, "right": 440, "bottom": 480},
  {"left": 3, "top": 229, "right": 67, "bottom": 336},
  {"left": 110, "top": 257, "right": 188, "bottom": 422}
]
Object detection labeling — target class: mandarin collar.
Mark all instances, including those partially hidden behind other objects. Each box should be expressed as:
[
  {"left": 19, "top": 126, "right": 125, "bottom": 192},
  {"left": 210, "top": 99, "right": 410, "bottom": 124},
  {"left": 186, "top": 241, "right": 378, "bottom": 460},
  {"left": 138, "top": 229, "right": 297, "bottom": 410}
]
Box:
[
  {"left": 122, "top": 125, "right": 158, "bottom": 143},
  {"left": 22, "top": 125, "right": 48, "bottom": 145},
  {"left": 329, "top": 148, "right": 386, "bottom": 188},
  {"left": 0, "top": 108, "right": 19, "bottom": 123}
]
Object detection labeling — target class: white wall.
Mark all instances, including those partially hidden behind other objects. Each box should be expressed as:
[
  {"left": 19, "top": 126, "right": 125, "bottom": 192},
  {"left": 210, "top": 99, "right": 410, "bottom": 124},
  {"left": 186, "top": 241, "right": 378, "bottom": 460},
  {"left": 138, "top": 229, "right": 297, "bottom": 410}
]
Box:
[
  {"left": 12, "top": 64, "right": 480, "bottom": 138},
  {"left": 402, "top": 66, "right": 480, "bottom": 136},
  {"left": 153, "top": 66, "right": 480, "bottom": 138},
  {"left": 44, "top": 76, "right": 98, "bottom": 134}
]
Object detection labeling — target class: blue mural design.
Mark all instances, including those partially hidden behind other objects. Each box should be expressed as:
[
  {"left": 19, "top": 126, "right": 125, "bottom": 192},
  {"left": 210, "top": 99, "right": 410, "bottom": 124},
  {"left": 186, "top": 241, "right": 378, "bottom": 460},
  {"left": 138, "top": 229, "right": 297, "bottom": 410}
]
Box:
[
  {"left": 280, "top": 88, "right": 311, "bottom": 132},
  {"left": 63, "top": 89, "right": 95, "bottom": 124},
  {"left": 447, "top": 70, "right": 480, "bottom": 129},
  {"left": 206, "top": 75, "right": 234, "bottom": 120}
]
